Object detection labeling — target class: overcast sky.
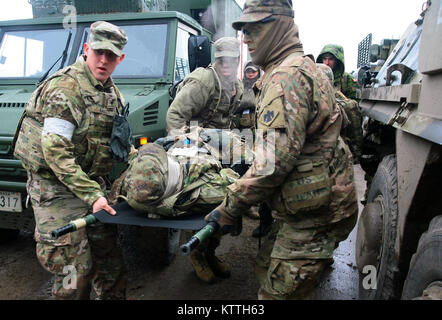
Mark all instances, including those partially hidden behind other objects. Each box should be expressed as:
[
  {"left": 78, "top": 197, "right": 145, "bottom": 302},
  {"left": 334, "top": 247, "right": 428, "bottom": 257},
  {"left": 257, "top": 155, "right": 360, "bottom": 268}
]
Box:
[{"left": 0, "top": 0, "right": 425, "bottom": 72}]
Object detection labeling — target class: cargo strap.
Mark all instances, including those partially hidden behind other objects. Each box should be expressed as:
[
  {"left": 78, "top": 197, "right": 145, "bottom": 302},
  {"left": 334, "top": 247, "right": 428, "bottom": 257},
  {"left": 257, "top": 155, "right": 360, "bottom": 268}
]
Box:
[
  {"left": 161, "top": 155, "right": 182, "bottom": 200},
  {"left": 161, "top": 175, "right": 209, "bottom": 211},
  {"left": 202, "top": 66, "right": 222, "bottom": 128}
]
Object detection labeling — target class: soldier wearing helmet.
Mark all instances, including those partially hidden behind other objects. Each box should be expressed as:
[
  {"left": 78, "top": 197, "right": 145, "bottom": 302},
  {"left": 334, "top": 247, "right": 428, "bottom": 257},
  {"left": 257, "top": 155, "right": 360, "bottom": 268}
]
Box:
[{"left": 205, "top": 0, "right": 358, "bottom": 299}]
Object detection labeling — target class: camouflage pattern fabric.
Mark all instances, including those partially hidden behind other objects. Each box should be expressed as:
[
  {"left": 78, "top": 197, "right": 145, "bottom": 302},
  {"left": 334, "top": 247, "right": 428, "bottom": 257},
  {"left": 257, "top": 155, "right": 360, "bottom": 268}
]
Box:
[
  {"left": 336, "top": 91, "right": 363, "bottom": 163},
  {"left": 167, "top": 126, "right": 255, "bottom": 168},
  {"left": 90, "top": 21, "right": 128, "bottom": 57},
  {"left": 232, "top": 0, "right": 295, "bottom": 30},
  {"left": 316, "top": 63, "right": 363, "bottom": 163},
  {"left": 15, "top": 55, "right": 125, "bottom": 206},
  {"left": 119, "top": 136, "right": 242, "bottom": 218},
  {"left": 255, "top": 214, "right": 357, "bottom": 299},
  {"left": 15, "top": 48, "right": 128, "bottom": 299},
  {"left": 234, "top": 61, "right": 261, "bottom": 130},
  {"left": 28, "top": 172, "right": 126, "bottom": 300},
  {"left": 214, "top": 11, "right": 358, "bottom": 298},
  {"left": 316, "top": 44, "right": 358, "bottom": 100},
  {"left": 166, "top": 66, "right": 243, "bottom": 132},
  {"left": 221, "top": 53, "right": 354, "bottom": 223}
]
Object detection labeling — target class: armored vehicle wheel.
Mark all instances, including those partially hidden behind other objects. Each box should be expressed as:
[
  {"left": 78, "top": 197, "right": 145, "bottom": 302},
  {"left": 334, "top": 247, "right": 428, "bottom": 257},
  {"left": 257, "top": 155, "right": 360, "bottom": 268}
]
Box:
[
  {"left": 0, "top": 228, "right": 19, "bottom": 244},
  {"left": 401, "top": 215, "right": 442, "bottom": 300},
  {"left": 357, "top": 155, "right": 402, "bottom": 299}
]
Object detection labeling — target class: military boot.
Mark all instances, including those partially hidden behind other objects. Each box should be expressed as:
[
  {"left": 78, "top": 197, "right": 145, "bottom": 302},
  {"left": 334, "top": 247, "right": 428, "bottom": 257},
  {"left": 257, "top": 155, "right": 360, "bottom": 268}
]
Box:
[
  {"left": 189, "top": 251, "right": 216, "bottom": 284},
  {"left": 205, "top": 237, "right": 231, "bottom": 278}
]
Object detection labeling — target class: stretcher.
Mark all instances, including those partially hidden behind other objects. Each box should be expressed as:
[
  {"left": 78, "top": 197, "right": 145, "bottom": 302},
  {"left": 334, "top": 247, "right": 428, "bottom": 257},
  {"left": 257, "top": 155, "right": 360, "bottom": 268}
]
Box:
[{"left": 49, "top": 200, "right": 218, "bottom": 257}]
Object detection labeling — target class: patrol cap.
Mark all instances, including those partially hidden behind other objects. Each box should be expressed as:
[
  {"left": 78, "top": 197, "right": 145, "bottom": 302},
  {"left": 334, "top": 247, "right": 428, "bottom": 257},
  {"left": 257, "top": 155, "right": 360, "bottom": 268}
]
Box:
[
  {"left": 214, "top": 37, "right": 241, "bottom": 58},
  {"left": 89, "top": 21, "right": 128, "bottom": 57},
  {"left": 232, "top": 0, "right": 294, "bottom": 31},
  {"left": 245, "top": 65, "right": 259, "bottom": 72}
]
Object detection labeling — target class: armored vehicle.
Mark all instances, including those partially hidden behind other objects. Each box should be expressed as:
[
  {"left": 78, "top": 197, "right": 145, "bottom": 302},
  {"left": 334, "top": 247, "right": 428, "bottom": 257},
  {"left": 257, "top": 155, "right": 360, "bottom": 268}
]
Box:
[
  {"left": 355, "top": 0, "right": 442, "bottom": 300},
  {"left": 0, "top": 0, "right": 243, "bottom": 244}
]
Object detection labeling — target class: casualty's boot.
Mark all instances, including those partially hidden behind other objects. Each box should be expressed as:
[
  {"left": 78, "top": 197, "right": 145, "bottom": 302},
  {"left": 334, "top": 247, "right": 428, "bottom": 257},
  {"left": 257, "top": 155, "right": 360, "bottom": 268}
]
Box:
[
  {"left": 205, "top": 237, "right": 231, "bottom": 278},
  {"left": 189, "top": 251, "right": 216, "bottom": 284}
]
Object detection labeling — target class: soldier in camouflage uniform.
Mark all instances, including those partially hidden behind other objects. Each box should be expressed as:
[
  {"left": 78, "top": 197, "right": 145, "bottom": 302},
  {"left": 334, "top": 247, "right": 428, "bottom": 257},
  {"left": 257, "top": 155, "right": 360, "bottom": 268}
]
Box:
[
  {"left": 316, "top": 44, "right": 358, "bottom": 100},
  {"left": 205, "top": 0, "right": 359, "bottom": 299},
  {"left": 110, "top": 128, "right": 251, "bottom": 284},
  {"left": 234, "top": 61, "right": 262, "bottom": 130},
  {"left": 13, "top": 21, "right": 129, "bottom": 300},
  {"left": 166, "top": 37, "right": 243, "bottom": 133},
  {"left": 316, "top": 63, "right": 363, "bottom": 163}
]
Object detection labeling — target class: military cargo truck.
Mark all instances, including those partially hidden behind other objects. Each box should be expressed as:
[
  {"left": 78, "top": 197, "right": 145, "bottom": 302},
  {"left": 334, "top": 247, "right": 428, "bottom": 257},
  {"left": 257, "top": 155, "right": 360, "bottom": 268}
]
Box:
[
  {"left": 355, "top": 0, "right": 442, "bottom": 300},
  {"left": 0, "top": 0, "right": 243, "bottom": 244}
]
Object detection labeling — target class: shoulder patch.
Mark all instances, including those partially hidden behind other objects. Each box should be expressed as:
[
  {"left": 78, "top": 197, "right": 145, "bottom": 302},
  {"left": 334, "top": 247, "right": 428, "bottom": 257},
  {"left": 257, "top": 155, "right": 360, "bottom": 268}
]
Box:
[{"left": 257, "top": 82, "right": 286, "bottom": 129}]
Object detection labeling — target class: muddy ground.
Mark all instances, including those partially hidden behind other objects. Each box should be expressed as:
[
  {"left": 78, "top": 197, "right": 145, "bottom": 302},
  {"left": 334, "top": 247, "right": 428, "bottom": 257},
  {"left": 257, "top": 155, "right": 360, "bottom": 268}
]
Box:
[{"left": 0, "top": 165, "right": 366, "bottom": 300}]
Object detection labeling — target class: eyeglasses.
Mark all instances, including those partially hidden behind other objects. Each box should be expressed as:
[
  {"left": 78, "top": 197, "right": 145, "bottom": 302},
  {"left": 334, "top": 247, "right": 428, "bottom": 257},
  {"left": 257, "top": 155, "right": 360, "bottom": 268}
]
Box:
[{"left": 241, "top": 17, "right": 276, "bottom": 37}]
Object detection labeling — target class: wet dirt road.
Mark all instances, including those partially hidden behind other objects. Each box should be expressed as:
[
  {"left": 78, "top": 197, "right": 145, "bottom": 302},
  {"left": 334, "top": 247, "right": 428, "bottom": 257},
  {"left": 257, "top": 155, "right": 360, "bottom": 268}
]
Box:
[{"left": 0, "top": 165, "right": 366, "bottom": 300}]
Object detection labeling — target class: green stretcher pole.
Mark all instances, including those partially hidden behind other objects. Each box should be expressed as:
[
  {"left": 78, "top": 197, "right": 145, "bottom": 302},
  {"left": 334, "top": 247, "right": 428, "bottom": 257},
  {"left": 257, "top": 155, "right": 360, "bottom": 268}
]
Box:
[
  {"left": 50, "top": 214, "right": 98, "bottom": 239},
  {"left": 180, "top": 221, "right": 220, "bottom": 255}
]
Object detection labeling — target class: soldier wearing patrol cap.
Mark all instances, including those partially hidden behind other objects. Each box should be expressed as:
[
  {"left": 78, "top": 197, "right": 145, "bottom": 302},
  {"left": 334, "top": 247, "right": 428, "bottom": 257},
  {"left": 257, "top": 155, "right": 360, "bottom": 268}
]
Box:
[
  {"left": 205, "top": 0, "right": 359, "bottom": 299},
  {"left": 14, "top": 21, "right": 131, "bottom": 299},
  {"left": 166, "top": 37, "right": 244, "bottom": 133}
]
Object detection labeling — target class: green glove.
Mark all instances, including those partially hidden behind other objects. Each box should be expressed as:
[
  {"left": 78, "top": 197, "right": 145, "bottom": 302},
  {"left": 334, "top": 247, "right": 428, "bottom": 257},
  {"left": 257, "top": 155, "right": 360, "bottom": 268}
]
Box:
[{"left": 111, "top": 103, "right": 132, "bottom": 162}]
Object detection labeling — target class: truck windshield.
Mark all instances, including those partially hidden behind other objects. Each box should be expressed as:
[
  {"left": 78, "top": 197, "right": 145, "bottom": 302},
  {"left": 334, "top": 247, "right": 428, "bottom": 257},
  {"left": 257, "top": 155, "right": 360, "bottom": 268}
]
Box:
[
  {"left": 80, "top": 23, "right": 169, "bottom": 78},
  {"left": 0, "top": 28, "right": 75, "bottom": 79}
]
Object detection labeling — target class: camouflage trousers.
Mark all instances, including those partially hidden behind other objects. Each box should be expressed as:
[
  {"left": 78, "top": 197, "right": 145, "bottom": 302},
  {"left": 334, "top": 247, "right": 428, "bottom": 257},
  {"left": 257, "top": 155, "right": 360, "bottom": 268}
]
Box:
[
  {"left": 27, "top": 173, "right": 127, "bottom": 300},
  {"left": 255, "top": 214, "right": 357, "bottom": 300}
]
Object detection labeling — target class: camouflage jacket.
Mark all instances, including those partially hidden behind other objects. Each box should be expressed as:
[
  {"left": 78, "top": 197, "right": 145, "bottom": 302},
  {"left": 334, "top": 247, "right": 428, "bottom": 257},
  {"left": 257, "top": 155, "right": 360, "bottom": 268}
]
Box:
[
  {"left": 16, "top": 56, "right": 124, "bottom": 206},
  {"left": 219, "top": 52, "right": 358, "bottom": 228},
  {"left": 166, "top": 66, "right": 243, "bottom": 132},
  {"left": 120, "top": 142, "right": 239, "bottom": 218},
  {"left": 317, "top": 44, "right": 358, "bottom": 100}
]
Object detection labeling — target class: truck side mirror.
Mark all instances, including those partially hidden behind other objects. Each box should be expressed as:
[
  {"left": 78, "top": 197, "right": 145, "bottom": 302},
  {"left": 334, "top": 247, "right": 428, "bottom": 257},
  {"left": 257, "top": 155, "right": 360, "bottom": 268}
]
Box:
[{"left": 188, "top": 35, "right": 211, "bottom": 72}]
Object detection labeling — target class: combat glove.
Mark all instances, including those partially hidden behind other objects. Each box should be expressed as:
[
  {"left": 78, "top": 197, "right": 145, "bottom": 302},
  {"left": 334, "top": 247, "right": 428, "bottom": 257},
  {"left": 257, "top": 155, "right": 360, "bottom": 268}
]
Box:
[
  {"left": 111, "top": 102, "right": 132, "bottom": 162},
  {"left": 205, "top": 208, "right": 242, "bottom": 236}
]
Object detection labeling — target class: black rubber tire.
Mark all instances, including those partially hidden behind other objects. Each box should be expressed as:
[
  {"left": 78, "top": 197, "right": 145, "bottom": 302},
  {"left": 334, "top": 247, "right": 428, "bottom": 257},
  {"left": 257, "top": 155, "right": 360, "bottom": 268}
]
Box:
[
  {"left": 0, "top": 228, "right": 20, "bottom": 244},
  {"left": 401, "top": 215, "right": 442, "bottom": 300},
  {"left": 359, "top": 155, "right": 402, "bottom": 300}
]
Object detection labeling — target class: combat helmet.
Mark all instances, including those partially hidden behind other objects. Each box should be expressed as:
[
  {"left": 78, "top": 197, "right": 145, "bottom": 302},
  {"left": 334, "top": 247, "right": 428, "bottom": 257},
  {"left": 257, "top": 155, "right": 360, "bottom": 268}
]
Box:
[
  {"left": 232, "top": 0, "right": 294, "bottom": 30},
  {"left": 122, "top": 143, "right": 169, "bottom": 205}
]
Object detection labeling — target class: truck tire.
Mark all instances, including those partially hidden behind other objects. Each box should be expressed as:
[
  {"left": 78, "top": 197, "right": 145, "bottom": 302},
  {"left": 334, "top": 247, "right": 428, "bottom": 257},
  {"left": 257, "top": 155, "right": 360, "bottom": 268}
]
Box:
[
  {"left": 0, "top": 228, "right": 19, "bottom": 244},
  {"left": 358, "top": 155, "right": 402, "bottom": 300},
  {"left": 401, "top": 215, "right": 442, "bottom": 300}
]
